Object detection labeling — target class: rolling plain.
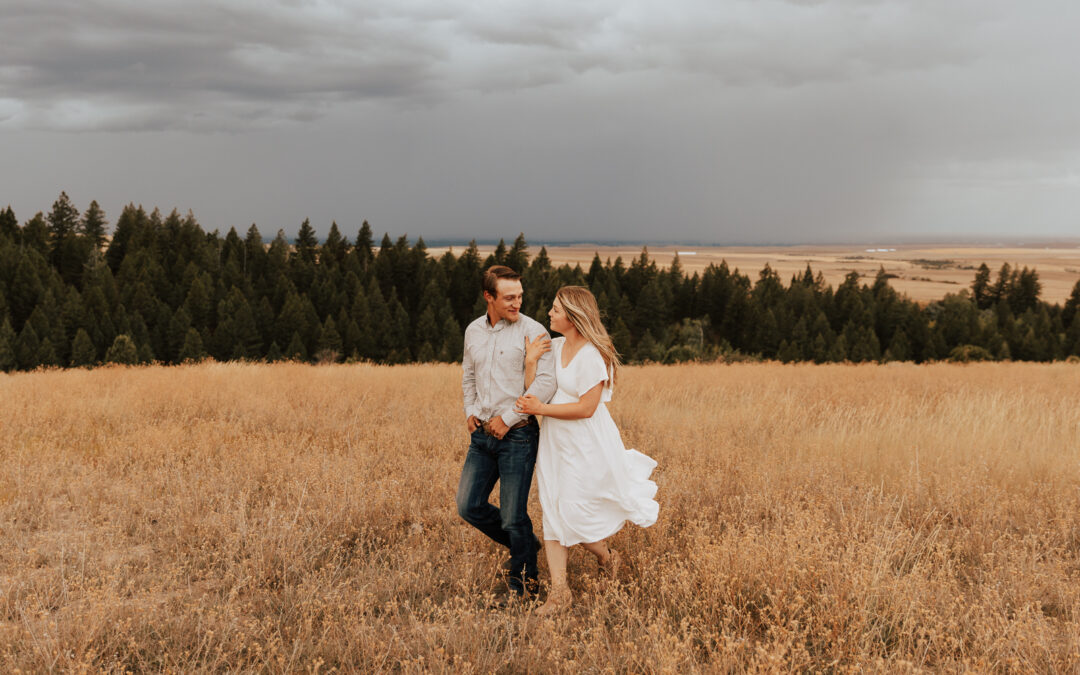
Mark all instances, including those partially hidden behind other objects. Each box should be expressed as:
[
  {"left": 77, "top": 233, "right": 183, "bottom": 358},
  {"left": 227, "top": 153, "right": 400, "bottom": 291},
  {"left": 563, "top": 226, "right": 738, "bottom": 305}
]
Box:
[
  {"left": 429, "top": 243, "right": 1080, "bottom": 304},
  {"left": 1, "top": 361, "right": 1079, "bottom": 672}
]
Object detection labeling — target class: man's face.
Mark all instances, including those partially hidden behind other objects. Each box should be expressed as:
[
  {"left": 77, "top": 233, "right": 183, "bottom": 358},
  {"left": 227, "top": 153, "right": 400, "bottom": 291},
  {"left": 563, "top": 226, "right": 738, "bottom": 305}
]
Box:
[{"left": 485, "top": 278, "right": 523, "bottom": 323}]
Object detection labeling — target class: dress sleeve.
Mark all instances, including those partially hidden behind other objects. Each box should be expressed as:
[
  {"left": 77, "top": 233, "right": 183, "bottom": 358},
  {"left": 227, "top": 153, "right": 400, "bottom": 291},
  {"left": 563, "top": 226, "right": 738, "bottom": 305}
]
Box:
[{"left": 576, "top": 346, "right": 611, "bottom": 400}]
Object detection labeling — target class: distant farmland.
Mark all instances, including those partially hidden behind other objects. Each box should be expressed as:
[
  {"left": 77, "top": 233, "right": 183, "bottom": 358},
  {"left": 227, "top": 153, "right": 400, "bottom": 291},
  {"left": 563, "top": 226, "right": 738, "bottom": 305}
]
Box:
[{"left": 427, "top": 243, "right": 1080, "bottom": 304}]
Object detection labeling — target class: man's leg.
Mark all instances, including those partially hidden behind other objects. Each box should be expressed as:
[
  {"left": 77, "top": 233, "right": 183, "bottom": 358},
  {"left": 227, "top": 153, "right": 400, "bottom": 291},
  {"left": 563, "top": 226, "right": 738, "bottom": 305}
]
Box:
[
  {"left": 456, "top": 430, "right": 510, "bottom": 548},
  {"left": 496, "top": 423, "right": 540, "bottom": 594}
]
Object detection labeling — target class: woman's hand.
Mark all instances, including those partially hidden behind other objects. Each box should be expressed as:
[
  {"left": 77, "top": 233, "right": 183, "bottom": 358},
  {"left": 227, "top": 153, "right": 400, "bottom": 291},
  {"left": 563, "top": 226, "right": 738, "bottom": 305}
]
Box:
[
  {"left": 524, "top": 335, "right": 551, "bottom": 365},
  {"left": 515, "top": 394, "right": 544, "bottom": 416}
]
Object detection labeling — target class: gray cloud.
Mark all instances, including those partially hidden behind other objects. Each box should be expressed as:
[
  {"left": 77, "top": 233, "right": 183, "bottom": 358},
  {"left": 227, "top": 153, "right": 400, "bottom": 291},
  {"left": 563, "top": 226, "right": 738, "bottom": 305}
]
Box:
[
  {"left": 0, "top": 0, "right": 1003, "bottom": 132},
  {"left": 2, "top": 0, "right": 1080, "bottom": 242}
]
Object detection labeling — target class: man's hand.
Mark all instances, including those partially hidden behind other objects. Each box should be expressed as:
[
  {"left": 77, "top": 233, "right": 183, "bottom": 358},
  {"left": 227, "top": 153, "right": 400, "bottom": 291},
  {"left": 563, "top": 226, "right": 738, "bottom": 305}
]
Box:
[
  {"left": 466, "top": 415, "right": 481, "bottom": 433},
  {"left": 487, "top": 416, "right": 510, "bottom": 439}
]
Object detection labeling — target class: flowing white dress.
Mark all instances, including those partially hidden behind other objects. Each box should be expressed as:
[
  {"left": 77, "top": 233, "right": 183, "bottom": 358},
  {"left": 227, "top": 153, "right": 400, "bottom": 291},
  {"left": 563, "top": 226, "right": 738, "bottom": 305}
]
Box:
[{"left": 537, "top": 338, "right": 659, "bottom": 546}]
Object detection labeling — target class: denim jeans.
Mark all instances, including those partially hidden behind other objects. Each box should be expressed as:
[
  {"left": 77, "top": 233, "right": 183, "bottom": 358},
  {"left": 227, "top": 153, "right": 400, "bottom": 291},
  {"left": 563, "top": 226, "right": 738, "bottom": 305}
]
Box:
[{"left": 455, "top": 419, "right": 540, "bottom": 593}]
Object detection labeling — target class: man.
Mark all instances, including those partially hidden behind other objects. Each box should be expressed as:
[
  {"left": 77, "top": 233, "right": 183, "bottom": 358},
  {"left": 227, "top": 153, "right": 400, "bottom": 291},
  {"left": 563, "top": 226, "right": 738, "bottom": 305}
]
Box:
[{"left": 457, "top": 265, "right": 556, "bottom": 601}]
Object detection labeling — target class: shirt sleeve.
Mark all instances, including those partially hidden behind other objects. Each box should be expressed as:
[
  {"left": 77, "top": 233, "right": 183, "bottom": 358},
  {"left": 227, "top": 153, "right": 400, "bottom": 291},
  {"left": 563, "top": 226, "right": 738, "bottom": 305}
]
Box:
[
  {"left": 461, "top": 327, "right": 481, "bottom": 419},
  {"left": 576, "top": 346, "right": 610, "bottom": 399},
  {"left": 501, "top": 322, "right": 557, "bottom": 426}
]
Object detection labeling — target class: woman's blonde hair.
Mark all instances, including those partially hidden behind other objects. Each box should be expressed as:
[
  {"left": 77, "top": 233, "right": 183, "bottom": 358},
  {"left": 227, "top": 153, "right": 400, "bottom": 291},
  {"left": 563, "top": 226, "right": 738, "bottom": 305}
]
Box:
[{"left": 555, "top": 286, "right": 620, "bottom": 386}]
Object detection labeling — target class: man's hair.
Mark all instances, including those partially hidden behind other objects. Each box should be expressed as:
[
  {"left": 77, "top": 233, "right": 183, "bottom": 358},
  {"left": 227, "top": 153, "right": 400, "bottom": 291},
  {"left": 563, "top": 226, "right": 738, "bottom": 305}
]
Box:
[{"left": 482, "top": 265, "right": 521, "bottom": 297}]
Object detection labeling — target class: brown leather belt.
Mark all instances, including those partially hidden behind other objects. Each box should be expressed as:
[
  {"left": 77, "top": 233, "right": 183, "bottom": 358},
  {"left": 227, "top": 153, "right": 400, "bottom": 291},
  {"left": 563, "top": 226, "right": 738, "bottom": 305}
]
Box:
[{"left": 482, "top": 417, "right": 533, "bottom": 436}]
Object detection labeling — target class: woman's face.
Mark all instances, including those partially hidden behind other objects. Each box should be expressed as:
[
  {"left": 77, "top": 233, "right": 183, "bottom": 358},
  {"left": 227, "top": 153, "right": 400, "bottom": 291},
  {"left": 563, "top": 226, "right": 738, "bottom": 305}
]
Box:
[{"left": 548, "top": 297, "right": 574, "bottom": 334}]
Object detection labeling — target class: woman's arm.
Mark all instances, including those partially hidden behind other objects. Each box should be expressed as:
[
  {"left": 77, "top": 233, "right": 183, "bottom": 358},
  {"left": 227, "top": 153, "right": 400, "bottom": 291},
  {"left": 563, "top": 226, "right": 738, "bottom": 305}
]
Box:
[
  {"left": 524, "top": 335, "right": 551, "bottom": 389},
  {"left": 516, "top": 382, "right": 604, "bottom": 420}
]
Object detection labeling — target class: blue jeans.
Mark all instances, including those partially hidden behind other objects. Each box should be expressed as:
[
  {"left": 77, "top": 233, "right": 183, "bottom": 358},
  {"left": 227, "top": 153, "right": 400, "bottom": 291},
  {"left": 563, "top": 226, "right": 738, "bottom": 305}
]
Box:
[{"left": 456, "top": 419, "right": 540, "bottom": 593}]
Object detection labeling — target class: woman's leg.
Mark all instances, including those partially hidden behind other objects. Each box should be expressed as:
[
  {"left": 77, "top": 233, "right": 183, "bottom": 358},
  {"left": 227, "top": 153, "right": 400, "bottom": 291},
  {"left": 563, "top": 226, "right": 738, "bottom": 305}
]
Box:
[
  {"left": 582, "top": 539, "right": 620, "bottom": 578},
  {"left": 581, "top": 540, "right": 611, "bottom": 564},
  {"left": 536, "top": 540, "right": 572, "bottom": 615},
  {"left": 544, "top": 539, "right": 569, "bottom": 589}
]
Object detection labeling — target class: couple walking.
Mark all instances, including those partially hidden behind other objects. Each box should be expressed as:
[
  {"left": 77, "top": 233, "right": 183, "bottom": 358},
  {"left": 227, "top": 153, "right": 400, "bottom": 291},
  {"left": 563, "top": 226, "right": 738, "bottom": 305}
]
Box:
[{"left": 457, "top": 265, "right": 659, "bottom": 614}]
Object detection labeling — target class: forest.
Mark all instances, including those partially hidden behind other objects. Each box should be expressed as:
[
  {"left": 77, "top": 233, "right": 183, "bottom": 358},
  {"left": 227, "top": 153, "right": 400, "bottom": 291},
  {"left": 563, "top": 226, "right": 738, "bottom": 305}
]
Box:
[{"left": 1, "top": 192, "right": 1079, "bottom": 371}]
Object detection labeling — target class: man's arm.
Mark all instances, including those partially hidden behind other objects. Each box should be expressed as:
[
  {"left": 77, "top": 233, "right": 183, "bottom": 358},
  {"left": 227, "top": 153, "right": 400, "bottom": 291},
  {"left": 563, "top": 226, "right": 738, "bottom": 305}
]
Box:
[
  {"left": 462, "top": 328, "right": 482, "bottom": 428},
  {"left": 499, "top": 325, "right": 556, "bottom": 427}
]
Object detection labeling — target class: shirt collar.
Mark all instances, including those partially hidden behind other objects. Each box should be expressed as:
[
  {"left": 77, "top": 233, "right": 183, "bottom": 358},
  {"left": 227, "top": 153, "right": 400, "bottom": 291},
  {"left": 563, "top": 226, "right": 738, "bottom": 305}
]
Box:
[
  {"left": 484, "top": 312, "right": 512, "bottom": 332},
  {"left": 485, "top": 317, "right": 510, "bottom": 332}
]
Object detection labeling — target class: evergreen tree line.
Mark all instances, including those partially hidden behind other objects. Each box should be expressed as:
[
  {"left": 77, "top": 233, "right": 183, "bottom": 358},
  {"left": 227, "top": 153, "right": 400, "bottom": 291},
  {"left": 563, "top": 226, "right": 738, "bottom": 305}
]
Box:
[{"left": 2, "top": 192, "right": 1080, "bottom": 372}]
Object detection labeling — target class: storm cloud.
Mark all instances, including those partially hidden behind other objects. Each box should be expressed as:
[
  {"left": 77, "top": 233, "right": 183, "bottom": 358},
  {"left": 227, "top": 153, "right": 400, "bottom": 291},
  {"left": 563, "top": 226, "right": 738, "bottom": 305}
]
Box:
[{"left": 2, "top": 0, "right": 1079, "bottom": 242}]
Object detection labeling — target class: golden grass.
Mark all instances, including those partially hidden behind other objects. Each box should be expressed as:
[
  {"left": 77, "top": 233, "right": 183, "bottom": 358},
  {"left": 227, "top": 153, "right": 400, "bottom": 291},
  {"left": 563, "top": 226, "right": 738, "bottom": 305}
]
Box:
[{"left": 1, "top": 361, "right": 1078, "bottom": 672}]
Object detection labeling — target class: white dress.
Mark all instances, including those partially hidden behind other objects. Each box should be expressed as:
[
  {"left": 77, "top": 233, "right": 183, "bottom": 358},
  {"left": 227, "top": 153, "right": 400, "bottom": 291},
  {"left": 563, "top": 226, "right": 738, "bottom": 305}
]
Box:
[{"left": 537, "top": 338, "right": 659, "bottom": 546}]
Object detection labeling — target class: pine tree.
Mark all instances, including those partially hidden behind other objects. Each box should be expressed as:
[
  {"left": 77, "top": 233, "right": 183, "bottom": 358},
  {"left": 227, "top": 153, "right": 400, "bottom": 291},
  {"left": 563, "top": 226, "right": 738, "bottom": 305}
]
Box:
[
  {"left": 244, "top": 223, "right": 266, "bottom": 284},
  {"left": 635, "top": 330, "right": 661, "bottom": 363},
  {"left": 439, "top": 316, "right": 463, "bottom": 362},
  {"left": 105, "top": 204, "right": 144, "bottom": 272},
  {"left": 506, "top": 233, "right": 529, "bottom": 273},
  {"left": 285, "top": 331, "right": 308, "bottom": 361},
  {"left": 827, "top": 334, "right": 848, "bottom": 362},
  {"left": 810, "top": 334, "right": 828, "bottom": 363},
  {"left": 1008, "top": 267, "right": 1042, "bottom": 315},
  {"left": 9, "top": 253, "right": 45, "bottom": 328},
  {"left": 1063, "top": 279, "right": 1080, "bottom": 330},
  {"left": 971, "top": 263, "right": 992, "bottom": 309},
  {"left": 610, "top": 317, "right": 632, "bottom": 361},
  {"left": 777, "top": 339, "right": 801, "bottom": 363},
  {"left": 1065, "top": 316, "right": 1080, "bottom": 357},
  {"left": 16, "top": 322, "right": 40, "bottom": 370},
  {"left": 295, "top": 218, "right": 318, "bottom": 263},
  {"left": 316, "top": 316, "right": 343, "bottom": 362},
  {"left": 36, "top": 337, "right": 59, "bottom": 367},
  {"left": 321, "top": 221, "right": 347, "bottom": 265},
  {"left": 0, "top": 206, "right": 17, "bottom": 242},
  {"left": 184, "top": 275, "right": 213, "bottom": 330},
  {"left": 885, "top": 328, "right": 911, "bottom": 362},
  {"left": 0, "top": 319, "right": 17, "bottom": 371},
  {"left": 416, "top": 342, "right": 436, "bottom": 362},
  {"left": 70, "top": 328, "right": 96, "bottom": 367},
  {"left": 22, "top": 212, "right": 51, "bottom": 256},
  {"left": 353, "top": 220, "right": 375, "bottom": 270},
  {"left": 47, "top": 191, "right": 80, "bottom": 270},
  {"left": 178, "top": 328, "right": 207, "bottom": 362},
  {"left": 105, "top": 334, "right": 138, "bottom": 365},
  {"left": 266, "top": 341, "right": 283, "bottom": 362},
  {"left": 414, "top": 306, "right": 440, "bottom": 354},
  {"left": 79, "top": 200, "right": 109, "bottom": 252},
  {"left": 167, "top": 307, "right": 192, "bottom": 363},
  {"left": 532, "top": 246, "right": 552, "bottom": 272},
  {"left": 137, "top": 341, "right": 155, "bottom": 364}
]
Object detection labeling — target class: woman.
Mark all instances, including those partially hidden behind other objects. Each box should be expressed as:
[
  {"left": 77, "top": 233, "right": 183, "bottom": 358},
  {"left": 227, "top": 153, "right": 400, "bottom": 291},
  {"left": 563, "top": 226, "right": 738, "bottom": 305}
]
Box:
[{"left": 516, "top": 286, "right": 658, "bottom": 615}]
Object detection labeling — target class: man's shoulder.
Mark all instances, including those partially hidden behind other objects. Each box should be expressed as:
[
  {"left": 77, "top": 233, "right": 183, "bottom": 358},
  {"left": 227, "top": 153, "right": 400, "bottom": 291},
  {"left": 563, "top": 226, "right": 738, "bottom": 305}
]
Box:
[
  {"left": 465, "top": 316, "right": 488, "bottom": 334},
  {"left": 516, "top": 313, "right": 550, "bottom": 336}
]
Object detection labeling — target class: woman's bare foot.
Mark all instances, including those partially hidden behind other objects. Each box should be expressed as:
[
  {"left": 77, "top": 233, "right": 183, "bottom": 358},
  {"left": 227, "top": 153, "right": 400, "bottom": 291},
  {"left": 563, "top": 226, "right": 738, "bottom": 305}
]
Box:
[
  {"left": 535, "top": 584, "right": 572, "bottom": 616},
  {"left": 600, "top": 548, "right": 621, "bottom": 579}
]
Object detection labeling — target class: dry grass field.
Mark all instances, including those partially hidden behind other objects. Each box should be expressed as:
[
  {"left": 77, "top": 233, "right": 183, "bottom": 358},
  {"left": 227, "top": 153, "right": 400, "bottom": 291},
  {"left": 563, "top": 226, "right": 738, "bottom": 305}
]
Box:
[
  {"left": 1, "top": 361, "right": 1079, "bottom": 672},
  {"left": 429, "top": 244, "right": 1080, "bottom": 304}
]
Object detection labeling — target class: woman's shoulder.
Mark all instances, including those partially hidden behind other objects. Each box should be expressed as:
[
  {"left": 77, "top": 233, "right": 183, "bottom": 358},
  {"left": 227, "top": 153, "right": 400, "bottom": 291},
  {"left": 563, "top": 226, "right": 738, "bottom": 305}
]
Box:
[
  {"left": 552, "top": 336, "right": 567, "bottom": 347},
  {"left": 581, "top": 341, "right": 607, "bottom": 367}
]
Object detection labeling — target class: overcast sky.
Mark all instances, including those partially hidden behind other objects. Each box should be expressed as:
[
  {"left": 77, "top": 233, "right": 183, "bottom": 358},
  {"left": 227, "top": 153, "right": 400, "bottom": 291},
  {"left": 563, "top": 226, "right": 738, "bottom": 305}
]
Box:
[{"left": 2, "top": 0, "right": 1079, "bottom": 244}]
